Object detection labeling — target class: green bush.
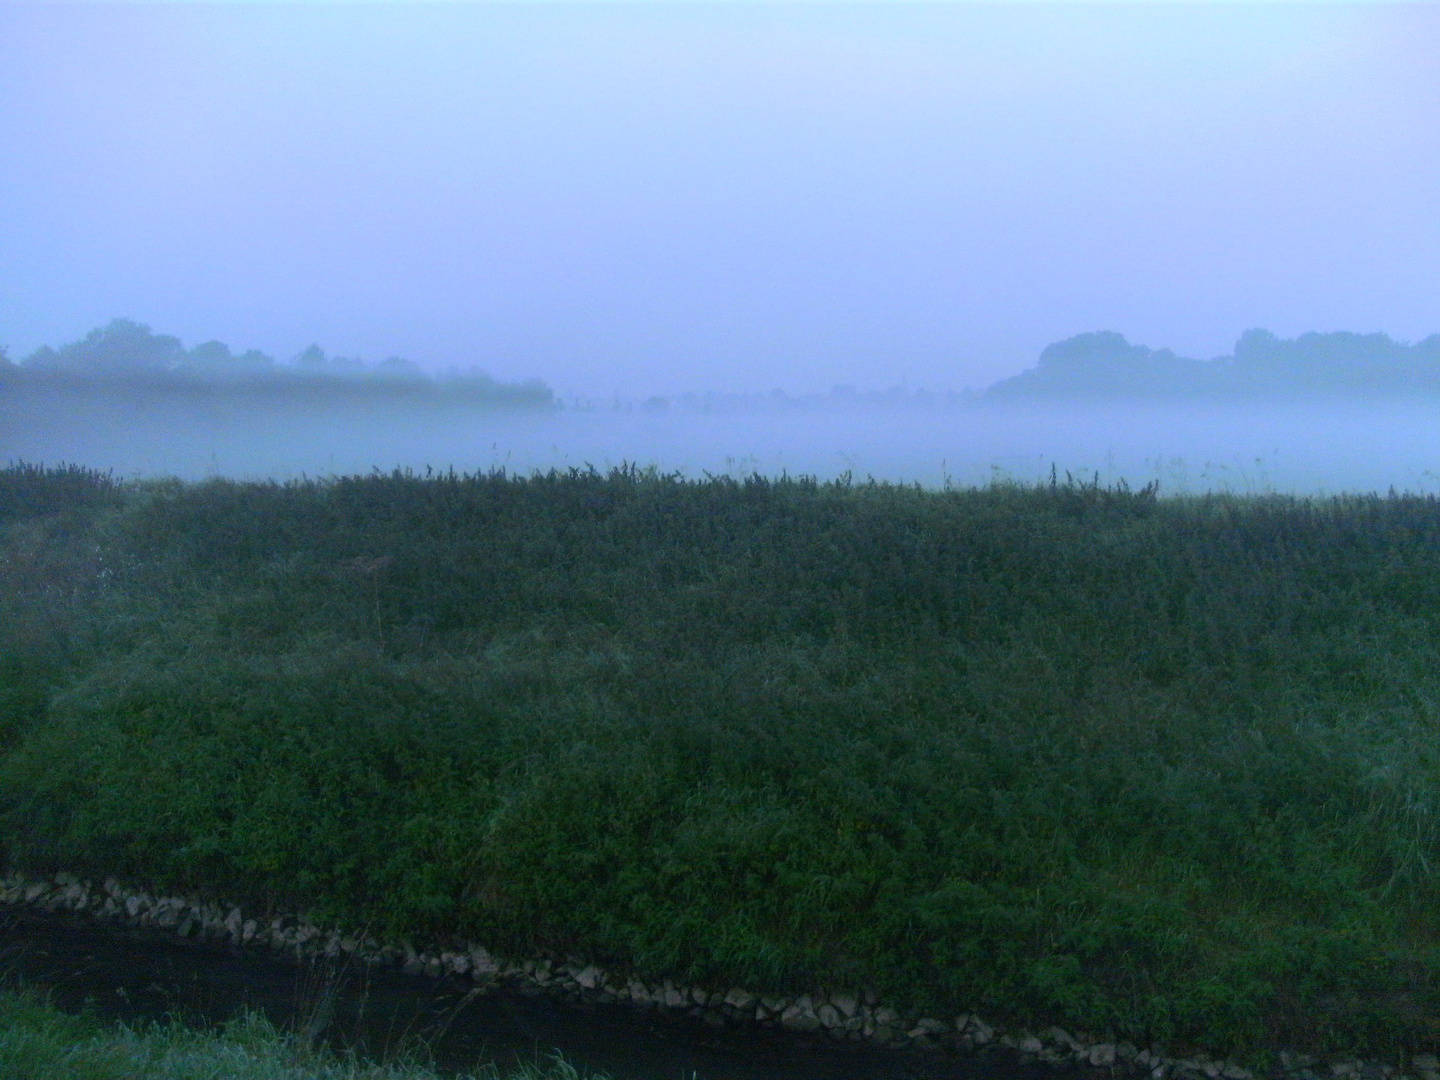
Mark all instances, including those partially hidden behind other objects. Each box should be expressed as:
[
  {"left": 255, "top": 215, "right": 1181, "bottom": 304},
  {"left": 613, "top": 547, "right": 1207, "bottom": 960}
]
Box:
[
  {"left": 2, "top": 464, "right": 1439, "bottom": 1058},
  {"left": 0, "top": 984, "right": 605, "bottom": 1080}
]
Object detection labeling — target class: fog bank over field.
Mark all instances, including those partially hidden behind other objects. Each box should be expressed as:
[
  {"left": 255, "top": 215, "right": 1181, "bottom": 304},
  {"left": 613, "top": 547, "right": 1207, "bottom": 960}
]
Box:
[
  {"left": 4, "top": 321, "right": 1440, "bottom": 496},
  {"left": 5, "top": 392, "right": 1438, "bottom": 498}
]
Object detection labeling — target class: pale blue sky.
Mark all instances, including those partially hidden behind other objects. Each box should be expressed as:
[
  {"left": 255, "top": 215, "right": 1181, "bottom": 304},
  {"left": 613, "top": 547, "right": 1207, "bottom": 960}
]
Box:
[{"left": 1, "top": 2, "right": 1436, "bottom": 396}]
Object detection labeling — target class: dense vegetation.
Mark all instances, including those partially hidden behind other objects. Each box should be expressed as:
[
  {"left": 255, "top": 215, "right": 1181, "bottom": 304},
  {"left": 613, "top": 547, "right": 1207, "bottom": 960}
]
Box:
[
  {"left": 1, "top": 319, "right": 555, "bottom": 408},
  {"left": 987, "top": 328, "right": 1440, "bottom": 398},
  {"left": 2, "top": 463, "right": 1439, "bottom": 1061},
  {"left": 0, "top": 984, "right": 596, "bottom": 1080}
]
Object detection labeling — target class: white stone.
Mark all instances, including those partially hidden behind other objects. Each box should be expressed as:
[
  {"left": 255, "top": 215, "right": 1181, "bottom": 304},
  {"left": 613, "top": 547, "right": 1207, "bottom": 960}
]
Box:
[
  {"left": 724, "top": 988, "right": 757, "bottom": 1011},
  {"left": 780, "top": 999, "right": 821, "bottom": 1032}
]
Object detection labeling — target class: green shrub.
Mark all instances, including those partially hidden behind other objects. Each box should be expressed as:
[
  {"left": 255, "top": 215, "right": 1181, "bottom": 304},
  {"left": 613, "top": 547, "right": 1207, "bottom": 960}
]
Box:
[{"left": 2, "top": 465, "right": 1439, "bottom": 1057}]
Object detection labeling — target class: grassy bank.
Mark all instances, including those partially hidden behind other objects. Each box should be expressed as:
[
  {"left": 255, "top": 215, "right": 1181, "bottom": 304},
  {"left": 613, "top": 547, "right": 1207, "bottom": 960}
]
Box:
[
  {"left": 2, "top": 463, "right": 1438, "bottom": 1060},
  {"left": 0, "top": 985, "right": 595, "bottom": 1080}
]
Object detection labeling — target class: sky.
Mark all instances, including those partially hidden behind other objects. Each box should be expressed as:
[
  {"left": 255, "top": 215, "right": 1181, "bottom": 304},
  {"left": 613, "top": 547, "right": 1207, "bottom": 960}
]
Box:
[{"left": 1, "top": 2, "right": 1437, "bottom": 398}]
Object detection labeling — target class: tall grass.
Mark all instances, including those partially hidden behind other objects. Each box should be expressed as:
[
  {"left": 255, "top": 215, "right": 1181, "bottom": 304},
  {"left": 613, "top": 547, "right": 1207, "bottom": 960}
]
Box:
[
  {"left": 1, "top": 464, "right": 1438, "bottom": 1057},
  {"left": 0, "top": 984, "right": 604, "bottom": 1080}
]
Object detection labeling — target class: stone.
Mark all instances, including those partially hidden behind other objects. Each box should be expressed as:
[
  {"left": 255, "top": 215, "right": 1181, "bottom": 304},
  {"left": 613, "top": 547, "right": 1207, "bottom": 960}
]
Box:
[
  {"left": 781, "top": 998, "right": 821, "bottom": 1032},
  {"left": 817, "top": 1004, "right": 842, "bottom": 1029},
  {"left": 1221, "top": 1066, "right": 1252, "bottom": 1080},
  {"left": 1118, "top": 1044, "right": 1139, "bottom": 1063},
  {"left": 575, "top": 966, "right": 601, "bottom": 991},
  {"left": 912, "top": 1018, "right": 947, "bottom": 1036},
  {"left": 471, "top": 948, "right": 499, "bottom": 978},
  {"left": 969, "top": 1016, "right": 995, "bottom": 1044},
  {"left": 663, "top": 984, "right": 686, "bottom": 1010},
  {"left": 1020, "top": 1035, "right": 1045, "bottom": 1056},
  {"left": 690, "top": 987, "right": 709, "bottom": 1007},
  {"left": 724, "top": 988, "right": 757, "bottom": 1012},
  {"left": 830, "top": 993, "right": 858, "bottom": 1019},
  {"left": 871, "top": 1025, "right": 895, "bottom": 1045},
  {"left": 1090, "top": 1044, "right": 1117, "bottom": 1067},
  {"left": 1048, "top": 1027, "right": 1080, "bottom": 1051}
]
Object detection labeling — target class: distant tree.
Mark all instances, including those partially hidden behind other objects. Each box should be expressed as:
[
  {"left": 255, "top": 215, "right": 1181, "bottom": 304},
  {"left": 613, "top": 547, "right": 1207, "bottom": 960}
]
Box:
[
  {"left": 25, "top": 318, "right": 185, "bottom": 374},
  {"left": 1232, "top": 328, "right": 1279, "bottom": 364},
  {"left": 377, "top": 356, "right": 424, "bottom": 380},
  {"left": 187, "top": 340, "right": 234, "bottom": 366},
  {"left": 1036, "top": 330, "right": 1138, "bottom": 368},
  {"left": 295, "top": 344, "right": 327, "bottom": 367}
]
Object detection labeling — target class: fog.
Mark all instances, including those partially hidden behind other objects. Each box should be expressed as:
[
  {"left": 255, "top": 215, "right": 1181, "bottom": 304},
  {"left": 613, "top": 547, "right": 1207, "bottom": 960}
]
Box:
[
  {"left": 5, "top": 389, "right": 1438, "bottom": 498},
  {"left": 3, "top": 4, "right": 1439, "bottom": 397},
  {"left": 3, "top": 4, "right": 1438, "bottom": 493}
]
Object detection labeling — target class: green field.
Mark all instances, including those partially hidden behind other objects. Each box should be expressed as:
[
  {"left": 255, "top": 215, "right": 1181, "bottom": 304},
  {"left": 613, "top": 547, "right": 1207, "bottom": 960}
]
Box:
[{"left": 2, "top": 463, "right": 1438, "bottom": 1061}]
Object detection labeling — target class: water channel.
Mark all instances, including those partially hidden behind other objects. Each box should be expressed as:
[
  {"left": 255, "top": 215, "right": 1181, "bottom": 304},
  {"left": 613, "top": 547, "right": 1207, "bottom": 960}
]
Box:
[{"left": 0, "top": 908, "right": 1069, "bottom": 1080}]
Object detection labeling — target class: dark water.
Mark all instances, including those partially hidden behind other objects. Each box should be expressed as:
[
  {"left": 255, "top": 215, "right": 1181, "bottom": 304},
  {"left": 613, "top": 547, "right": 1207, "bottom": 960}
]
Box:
[{"left": 0, "top": 908, "right": 1063, "bottom": 1080}]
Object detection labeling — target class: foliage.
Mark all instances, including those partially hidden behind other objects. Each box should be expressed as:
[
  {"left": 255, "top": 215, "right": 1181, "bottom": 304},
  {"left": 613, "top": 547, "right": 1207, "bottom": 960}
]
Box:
[
  {"left": 987, "top": 328, "right": 1440, "bottom": 398},
  {"left": 0, "top": 985, "right": 605, "bottom": 1080},
  {"left": 2, "top": 464, "right": 1439, "bottom": 1057},
  {"left": 8, "top": 321, "right": 555, "bottom": 408}
]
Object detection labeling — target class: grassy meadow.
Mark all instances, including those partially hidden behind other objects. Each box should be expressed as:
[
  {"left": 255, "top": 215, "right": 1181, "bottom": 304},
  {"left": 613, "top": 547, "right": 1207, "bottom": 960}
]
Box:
[{"left": 2, "top": 462, "right": 1439, "bottom": 1060}]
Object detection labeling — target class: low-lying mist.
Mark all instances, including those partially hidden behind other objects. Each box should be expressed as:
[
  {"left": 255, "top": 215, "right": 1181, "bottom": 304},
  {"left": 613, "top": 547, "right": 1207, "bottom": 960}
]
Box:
[
  {"left": 3, "top": 389, "right": 1436, "bottom": 496},
  {"left": 6, "top": 322, "right": 1437, "bottom": 495}
]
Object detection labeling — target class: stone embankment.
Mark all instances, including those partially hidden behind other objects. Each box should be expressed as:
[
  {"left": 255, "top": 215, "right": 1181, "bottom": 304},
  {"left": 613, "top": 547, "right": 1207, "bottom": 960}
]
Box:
[{"left": 0, "top": 870, "right": 1423, "bottom": 1080}]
